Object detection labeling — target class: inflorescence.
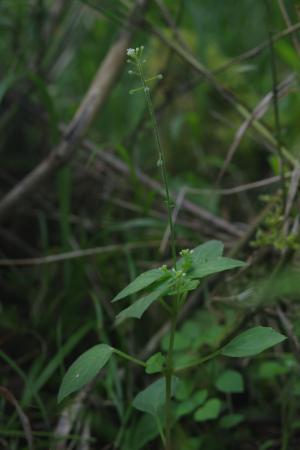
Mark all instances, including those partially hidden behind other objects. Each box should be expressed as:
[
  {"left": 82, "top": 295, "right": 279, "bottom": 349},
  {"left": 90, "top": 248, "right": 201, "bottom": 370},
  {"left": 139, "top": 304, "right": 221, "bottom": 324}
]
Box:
[{"left": 126, "top": 46, "right": 163, "bottom": 95}]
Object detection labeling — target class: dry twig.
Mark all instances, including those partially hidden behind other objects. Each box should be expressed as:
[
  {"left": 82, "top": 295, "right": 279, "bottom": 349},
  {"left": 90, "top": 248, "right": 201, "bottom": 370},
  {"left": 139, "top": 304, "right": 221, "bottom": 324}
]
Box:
[{"left": 0, "top": 0, "right": 149, "bottom": 222}]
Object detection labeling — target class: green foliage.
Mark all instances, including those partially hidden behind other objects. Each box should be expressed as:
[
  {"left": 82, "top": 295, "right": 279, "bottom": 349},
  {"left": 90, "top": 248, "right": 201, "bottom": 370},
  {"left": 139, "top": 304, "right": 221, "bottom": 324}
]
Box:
[
  {"left": 258, "top": 360, "right": 289, "bottom": 379},
  {"left": 194, "top": 398, "right": 222, "bottom": 422},
  {"left": 1, "top": 1, "right": 298, "bottom": 447},
  {"left": 221, "top": 326, "right": 286, "bottom": 358},
  {"left": 219, "top": 413, "right": 244, "bottom": 429},
  {"left": 178, "top": 240, "right": 224, "bottom": 268},
  {"left": 215, "top": 369, "right": 244, "bottom": 393},
  {"left": 58, "top": 344, "right": 113, "bottom": 403},
  {"left": 252, "top": 194, "right": 300, "bottom": 251},
  {"left": 112, "top": 268, "right": 168, "bottom": 302},
  {"left": 123, "top": 414, "right": 159, "bottom": 450},
  {"left": 176, "top": 389, "right": 208, "bottom": 418},
  {"left": 145, "top": 352, "right": 165, "bottom": 374},
  {"left": 113, "top": 241, "right": 245, "bottom": 323},
  {"left": 190, "top": 256, "right": 245, "bottom": 279},
  {"left": 132, "top": 377, "right": 178, "bottom": 416},
  {"left": 115, "top": 278, "right": 173, "bottom": 322}
]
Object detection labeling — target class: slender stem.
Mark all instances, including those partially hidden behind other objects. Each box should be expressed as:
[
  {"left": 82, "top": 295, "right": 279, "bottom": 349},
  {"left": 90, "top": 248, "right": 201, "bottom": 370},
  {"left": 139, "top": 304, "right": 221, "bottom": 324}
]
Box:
[
  {"left": 174, "top": 349, "right": 220, "bottom": 373},
  {"left": 137, "top": 60, "right": 177, "bottom": 268},
  {"left": 164, "top": 311, "right": 177, "bottom": 450},
  {"left": 264, "top": 0, "right": 287, "bottom": 211},
  {"left": 112, "top": 348, "right": 146, "bottom": 367},
  {"left": 159, "top": 298, "right": 173, "bottom": 314},
  {"left": 133, "top": 50, "right": 179, "bottom": 450}
]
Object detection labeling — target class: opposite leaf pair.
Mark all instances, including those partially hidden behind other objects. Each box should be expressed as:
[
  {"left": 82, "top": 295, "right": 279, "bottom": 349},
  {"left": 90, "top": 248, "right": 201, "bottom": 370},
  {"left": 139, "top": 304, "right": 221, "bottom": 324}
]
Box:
[
  {"left": 113, "top": 240, "right": 245, "bottom": 323},
  {"left": 58, "top": 240, "right": 286, "bottom": 404},
  {"left": 58, "top": 326, "right": 286, "bottom": 403}
]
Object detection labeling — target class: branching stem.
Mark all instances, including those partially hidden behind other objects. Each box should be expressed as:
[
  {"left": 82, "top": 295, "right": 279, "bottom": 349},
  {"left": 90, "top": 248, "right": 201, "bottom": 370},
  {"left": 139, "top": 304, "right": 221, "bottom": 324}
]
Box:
[
  {"left": 112, "top": 348, "right": 146, "bottom": 367},
  {"left": 174, "top": 350, "right": 220, "bottom": 373}
]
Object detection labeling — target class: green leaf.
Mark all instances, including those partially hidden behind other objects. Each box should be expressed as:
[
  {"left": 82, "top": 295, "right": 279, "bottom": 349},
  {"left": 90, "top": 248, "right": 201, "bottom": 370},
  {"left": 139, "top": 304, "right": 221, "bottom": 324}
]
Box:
[
  {"left": 191, "top": 240, "right": 224, "bottom": 265},
  {"left": 194, "top": 398, "right": 222, "bottom": 422},
  {"left": 216, "top": 370, "right": 244, "bottom": 393},
  {"left": 112, "top": 268, "right": 167, "bottom": 302},
  {"left": 126, "top": 414, "right": 159, "bottom": 450},
  {"left": 132, "top": 377, "right": 178, "bottom": 416},
  {"left": 221, "top": 326, "right": 286, "bottom": 358},
  {"left": 177, "top": 240, "right": 224, "bottom": 270},
  {"left": 145, "top": 352, "right": 165, "bottom": 374},
  {"left": 23, "top": 322, "right": 92, "bottom": 405},
  {"left": 174, "top": 379, "right": 194, "bottom": 401},
  {"left": 176, "top": 389, "right": 208, "bottom": 418},
  {"left": 167, "top": 278, "right": 199, "bottom": 296},
  {"left": 58, "top": 344, "right": 113, "bottom": 403},
  {"left": 219, "top": 413, "right": 244, "bottom": 429},
  {"left": 258, "top": 361, "right": 289, "bottom": 379},
  {"left": 191, "top": 257, "right": 245, "bottom": 279},
  {"left": 116, "top": 279, "right": 172, "bottom": 323}
]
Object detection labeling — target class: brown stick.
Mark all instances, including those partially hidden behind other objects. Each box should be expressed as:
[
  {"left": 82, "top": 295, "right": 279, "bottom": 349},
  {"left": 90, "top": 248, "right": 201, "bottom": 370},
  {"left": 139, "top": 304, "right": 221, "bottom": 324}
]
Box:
[
  {"left": 0, "top": 0, "right": 148, "bottom": 222},
  {"left": 0, "top": 241, "right": 161, "bottom": 266},
  {"left": 79, "top": 139, "right": 243, "bottom": 238}
]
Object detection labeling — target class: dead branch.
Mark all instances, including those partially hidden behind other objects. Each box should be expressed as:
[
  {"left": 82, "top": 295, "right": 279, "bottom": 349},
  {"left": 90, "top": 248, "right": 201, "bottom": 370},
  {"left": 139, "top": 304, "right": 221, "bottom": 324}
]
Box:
[
  {"left": 79, "top": 139, "right": 244, "bottom": 238},
  {"left": 0, "top": 0, "right": 149, "bottom": 222},
  {"left": 0, "top": 241, "right": 161, "bottom": 267}
]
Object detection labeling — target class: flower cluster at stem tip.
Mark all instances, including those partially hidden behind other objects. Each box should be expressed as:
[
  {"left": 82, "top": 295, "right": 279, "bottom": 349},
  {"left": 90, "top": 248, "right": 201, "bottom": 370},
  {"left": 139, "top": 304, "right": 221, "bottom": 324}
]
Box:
[
  {"left": 160, "top": 265, "right": 187, "bottom": 278},
  {"left": 127, "top": 46, "right": 144, "bottom": 60},
  {"left": 179, "top": 249, "right": 194, "bottom": 257},
  {"left": 180, "top": 248, "right": 194, "bottom": 272},
  {"left": 126, "top": 46, "right": 163, "bottom": 92},
  {"left": 159, "top": 249, "right": 194, "bottom": 278},
  {"left": 126, "top": 46, "right": 146, "bottom": 74}
]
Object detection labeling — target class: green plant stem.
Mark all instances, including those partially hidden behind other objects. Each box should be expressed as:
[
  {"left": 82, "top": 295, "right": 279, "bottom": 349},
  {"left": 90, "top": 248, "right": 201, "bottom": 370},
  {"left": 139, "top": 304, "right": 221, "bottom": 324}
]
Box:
[
  {"left": 159, "top": 298, "right": 173, "bottom": 314},
  {"left": 137, "top": 60, "right": 177, "bottom": 268},
  {"left": 264, "top": 0, "right": 287, "bottom": 211},
  {"left": 164, "top": 311, "right": 177, "bottom": 450},
  {"left": 112, "top": 348, "right": 146, "bottom": 367},
  {"left": 174, "top": 349, "right": 220, "bottom": 373},
  {"left": 136, "top": 52, "right": 179, "bottom": 450}
]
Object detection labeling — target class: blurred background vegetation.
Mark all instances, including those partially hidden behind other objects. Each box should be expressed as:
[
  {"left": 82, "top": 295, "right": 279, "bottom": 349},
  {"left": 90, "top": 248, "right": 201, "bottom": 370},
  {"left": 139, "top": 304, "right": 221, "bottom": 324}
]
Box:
[{"left": 0, "top": 0, "right": 300, "bottom": 449}]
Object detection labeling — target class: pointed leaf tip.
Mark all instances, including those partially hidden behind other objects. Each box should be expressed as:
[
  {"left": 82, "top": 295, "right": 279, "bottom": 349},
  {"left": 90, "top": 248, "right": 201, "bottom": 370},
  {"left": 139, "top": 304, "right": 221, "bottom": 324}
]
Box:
[
  {"left": 112, "top": 268, "right": 166, "bottom": 302},
  {"left": 221, "top": 326, "right": 286, "bottom": 358}
]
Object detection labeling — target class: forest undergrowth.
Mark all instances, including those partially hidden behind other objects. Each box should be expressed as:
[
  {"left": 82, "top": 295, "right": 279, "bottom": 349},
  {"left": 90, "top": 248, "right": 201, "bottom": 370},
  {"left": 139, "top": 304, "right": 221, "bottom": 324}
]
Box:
[{"left": 0, "top": 1, "right": 300, "bottom": 449}]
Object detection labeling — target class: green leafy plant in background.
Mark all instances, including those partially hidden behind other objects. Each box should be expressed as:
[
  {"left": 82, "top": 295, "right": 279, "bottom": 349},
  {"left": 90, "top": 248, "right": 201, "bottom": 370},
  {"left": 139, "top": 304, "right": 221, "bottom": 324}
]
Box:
[
  {"left": 58, "top": 47, "right": 286, "bottom": 450},
  {"left": 252, "top": 193, "right": 300, "bottom": 251}
]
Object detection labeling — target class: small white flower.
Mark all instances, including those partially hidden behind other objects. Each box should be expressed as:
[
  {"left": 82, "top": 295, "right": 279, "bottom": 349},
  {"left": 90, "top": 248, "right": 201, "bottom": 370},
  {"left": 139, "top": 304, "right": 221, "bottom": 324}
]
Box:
[
  {"left": 127, "top": 48, "right": 135, "bottom": 57},
  {"left": 180, "top": 248, "right": 192, "bottom": 256}
]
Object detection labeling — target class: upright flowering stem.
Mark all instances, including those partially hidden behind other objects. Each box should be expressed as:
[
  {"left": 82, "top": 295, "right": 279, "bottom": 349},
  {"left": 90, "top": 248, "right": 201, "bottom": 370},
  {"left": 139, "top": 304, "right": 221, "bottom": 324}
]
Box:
[
  {"left": 127, "top": 47, "right": 177, "bottom": 268},
  {"left": 139, "top": 70, "right": 177, "bottom": 267},
  {"left": 127, "top": 47, "right": 178, "bottom": 449}
]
